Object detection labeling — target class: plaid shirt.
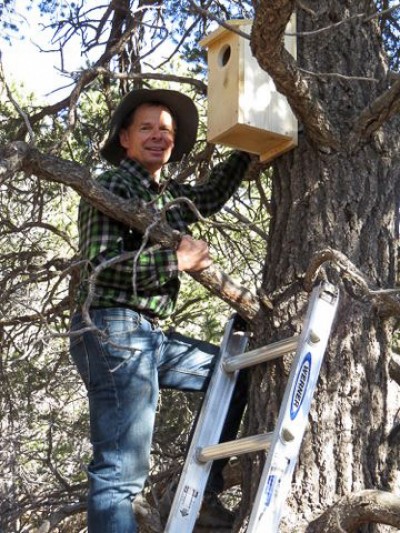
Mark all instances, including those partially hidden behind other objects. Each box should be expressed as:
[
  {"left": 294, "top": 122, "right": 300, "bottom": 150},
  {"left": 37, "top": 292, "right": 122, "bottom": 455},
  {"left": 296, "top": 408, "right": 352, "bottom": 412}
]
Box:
[{"left": 77, "top": 150, "right": 251, "bottom": 318}]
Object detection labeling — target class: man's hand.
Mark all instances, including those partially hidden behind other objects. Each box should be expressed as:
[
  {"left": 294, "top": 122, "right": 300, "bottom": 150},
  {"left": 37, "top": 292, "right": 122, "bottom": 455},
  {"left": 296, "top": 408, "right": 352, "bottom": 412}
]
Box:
[{"left": 176, "top": 235, "right": 212, "bottom": 272}]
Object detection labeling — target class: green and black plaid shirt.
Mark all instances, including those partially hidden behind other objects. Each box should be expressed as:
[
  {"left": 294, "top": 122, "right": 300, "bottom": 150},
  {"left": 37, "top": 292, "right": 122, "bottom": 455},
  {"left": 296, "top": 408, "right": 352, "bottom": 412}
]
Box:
[{"left": 77, "top": 150, "right": 250, "bottom": 319}]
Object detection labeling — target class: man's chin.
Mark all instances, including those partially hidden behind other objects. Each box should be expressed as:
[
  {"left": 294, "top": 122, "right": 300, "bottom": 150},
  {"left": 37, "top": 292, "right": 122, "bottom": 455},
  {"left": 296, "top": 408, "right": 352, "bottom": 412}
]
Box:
[{"left": 147, "top": 152, "right": 170, "bottom": 164}]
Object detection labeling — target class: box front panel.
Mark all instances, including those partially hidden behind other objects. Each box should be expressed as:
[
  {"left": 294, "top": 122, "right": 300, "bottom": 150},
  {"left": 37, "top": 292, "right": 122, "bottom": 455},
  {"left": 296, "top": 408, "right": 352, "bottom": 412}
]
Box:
[
  {"left": 207, "top": 32, "right": 240, "bottom": 139},
  {"left": 203, "top": 16, "right": 298, "bottom": 160}
]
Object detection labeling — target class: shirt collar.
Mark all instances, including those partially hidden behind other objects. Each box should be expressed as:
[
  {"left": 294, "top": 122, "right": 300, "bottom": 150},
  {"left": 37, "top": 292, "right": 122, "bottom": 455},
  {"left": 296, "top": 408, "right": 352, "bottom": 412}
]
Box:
[{"left": 119, "top": 157, "right": 155, "bottom": 190}]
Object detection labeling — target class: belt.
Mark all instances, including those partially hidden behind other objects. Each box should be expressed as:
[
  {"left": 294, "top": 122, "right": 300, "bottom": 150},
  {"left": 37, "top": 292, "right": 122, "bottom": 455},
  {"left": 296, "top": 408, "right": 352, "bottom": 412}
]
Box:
[{"left": 84, "top": 305, "right": 160, "bottom": 327}]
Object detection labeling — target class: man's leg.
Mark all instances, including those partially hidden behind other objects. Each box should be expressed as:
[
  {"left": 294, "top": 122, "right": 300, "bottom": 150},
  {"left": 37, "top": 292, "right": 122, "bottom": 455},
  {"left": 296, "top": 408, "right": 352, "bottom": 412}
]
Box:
[
  {"left": 70, "top": 309, "right": 162, "bottom": 533},
  {"left": 158, "top": 331, "right": 248, "bottom": 523},
  {"left": 157, "top": 330, "right": 217, "bottom": 391}
]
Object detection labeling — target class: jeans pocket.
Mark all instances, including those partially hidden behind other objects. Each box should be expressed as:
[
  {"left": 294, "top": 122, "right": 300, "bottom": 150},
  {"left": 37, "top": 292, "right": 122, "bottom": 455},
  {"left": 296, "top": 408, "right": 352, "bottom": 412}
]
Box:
[
  {"left": 103, "top": 315, "right": 142, "bottom": 373},
  {"left": 70, "top": 333, "right": 91, "bottom": 389}
]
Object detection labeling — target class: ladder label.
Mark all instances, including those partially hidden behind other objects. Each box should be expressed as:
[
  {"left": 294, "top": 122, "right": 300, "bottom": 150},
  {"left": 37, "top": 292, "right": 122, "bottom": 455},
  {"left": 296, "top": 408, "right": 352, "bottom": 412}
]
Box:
[
  {"left": 263, "top": 457, "right": 290, "bottom": 508},
  {"left": 178, "top": 485, "right": 199, "bottom": 517},
  {"left": 256, "top": 458, "right": 291, "bottom": 532},
  {"left": 265, "top": 474, "right": 279, "bottom": 507},
  {"left": 290, "top": 352, "right": 311, "bottom": 420}
]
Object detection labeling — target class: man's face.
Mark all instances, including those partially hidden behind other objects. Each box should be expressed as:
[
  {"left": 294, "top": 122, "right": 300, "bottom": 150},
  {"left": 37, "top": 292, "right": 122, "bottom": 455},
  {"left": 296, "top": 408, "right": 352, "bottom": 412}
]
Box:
[{"left": 119, "top": 103, "right": 176, "bottom": 178}]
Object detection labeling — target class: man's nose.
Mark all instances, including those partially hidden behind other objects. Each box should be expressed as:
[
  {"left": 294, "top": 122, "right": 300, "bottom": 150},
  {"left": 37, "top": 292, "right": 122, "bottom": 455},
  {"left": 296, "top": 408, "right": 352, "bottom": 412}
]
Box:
[{"left": 151, "top": 128, "right": 163, "bottom": 139}]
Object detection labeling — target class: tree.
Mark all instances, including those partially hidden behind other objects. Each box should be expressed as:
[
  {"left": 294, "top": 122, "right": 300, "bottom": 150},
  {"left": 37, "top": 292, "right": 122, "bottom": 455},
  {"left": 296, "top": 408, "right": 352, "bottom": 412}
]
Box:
[
  {"left": 0, "top": 0, "right": 399, "bottom": 531},
  {"left": 245, "top": 2, "right": 400, "bottom": 532}
]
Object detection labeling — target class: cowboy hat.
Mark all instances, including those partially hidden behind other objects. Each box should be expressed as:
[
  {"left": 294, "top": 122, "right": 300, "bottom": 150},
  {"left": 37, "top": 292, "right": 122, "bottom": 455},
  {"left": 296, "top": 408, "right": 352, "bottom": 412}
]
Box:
[{"left": 100, "top": 88, "right": 199, "bottom": 165}]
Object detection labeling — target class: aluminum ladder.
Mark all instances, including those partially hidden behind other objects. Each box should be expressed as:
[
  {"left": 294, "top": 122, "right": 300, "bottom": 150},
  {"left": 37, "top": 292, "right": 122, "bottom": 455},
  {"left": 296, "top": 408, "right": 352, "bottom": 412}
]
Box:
[{"left": 165, "top": 281, "right": 339, "bottom": 532}]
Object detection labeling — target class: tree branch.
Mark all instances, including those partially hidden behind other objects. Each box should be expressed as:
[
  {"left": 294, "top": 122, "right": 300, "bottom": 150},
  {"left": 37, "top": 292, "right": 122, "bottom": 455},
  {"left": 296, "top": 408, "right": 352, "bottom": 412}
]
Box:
[
  {"left": 349, "top": 77, "right": 400, "bottom": 148},
  {"left": 90, "top": 66, "right": 208, "bottom": 94},
  {"left": 303, "top": 490, "right": 400, "bottom": 532},
  {"left": 0, "top": 141, "right": 261, "bottom": 321},
  {"left": 250, "top": 0, "right": 340, "bottom": 151},
  {"left": 14, "top": 6, "right": 141, "bottom": 139},
  {"left": 389, "top": 355, "right": 400, "bottom": 386},
  {"left": 304, "top": 247, "right": 400, "bottom": 317},
  {"left": 188, "top": 0, "right": 251, "bottom": 40}
]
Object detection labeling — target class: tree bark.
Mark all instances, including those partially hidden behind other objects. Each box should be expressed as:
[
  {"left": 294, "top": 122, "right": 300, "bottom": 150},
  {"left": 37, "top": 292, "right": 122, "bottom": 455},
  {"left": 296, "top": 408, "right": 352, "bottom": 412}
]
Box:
[{"left": 243, "top": 1, "right": 400, "bottom": 531}]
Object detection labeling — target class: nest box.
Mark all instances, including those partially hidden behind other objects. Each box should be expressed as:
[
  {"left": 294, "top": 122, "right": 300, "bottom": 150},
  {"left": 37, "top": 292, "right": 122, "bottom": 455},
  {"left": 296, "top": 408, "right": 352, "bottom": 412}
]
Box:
[{"left": 200, "top": 18, "right": 298, "bottom": 162}]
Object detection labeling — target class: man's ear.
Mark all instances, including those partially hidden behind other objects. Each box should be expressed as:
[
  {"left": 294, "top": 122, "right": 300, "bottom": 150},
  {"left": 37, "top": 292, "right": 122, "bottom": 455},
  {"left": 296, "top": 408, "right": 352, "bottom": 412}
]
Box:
[{"left": 119, "top": 129, "right": 129, "bottom": 149}]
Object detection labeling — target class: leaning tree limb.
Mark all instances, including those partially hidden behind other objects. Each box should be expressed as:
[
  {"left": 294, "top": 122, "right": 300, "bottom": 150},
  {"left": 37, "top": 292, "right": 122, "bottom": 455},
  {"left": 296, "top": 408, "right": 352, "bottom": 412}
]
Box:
[
  {"left": 304, "top": 247, "right": 400, "bottom": 317},
  {"left": 349, "top": 77, "right": 400, "bottom": 148},
  {"left": 0, "top": 141, "right": 261, "bottom": 322}
]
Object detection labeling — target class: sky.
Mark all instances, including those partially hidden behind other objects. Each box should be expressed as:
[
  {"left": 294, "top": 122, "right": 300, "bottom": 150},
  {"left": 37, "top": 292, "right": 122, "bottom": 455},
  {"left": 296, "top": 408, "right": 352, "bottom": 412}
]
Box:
[
  {"left": 1, "top": 1, "right": 93, "bottom": 103},
  {"left": 1, "top": 0, "right": 179, "bottom": 105}
]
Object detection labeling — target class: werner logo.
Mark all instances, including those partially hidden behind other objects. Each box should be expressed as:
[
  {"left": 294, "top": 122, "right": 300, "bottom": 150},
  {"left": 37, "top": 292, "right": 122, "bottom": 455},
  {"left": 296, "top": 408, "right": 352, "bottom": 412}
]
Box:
[{"left": 290, "top": 353, "right": 311, "bottom": 420}]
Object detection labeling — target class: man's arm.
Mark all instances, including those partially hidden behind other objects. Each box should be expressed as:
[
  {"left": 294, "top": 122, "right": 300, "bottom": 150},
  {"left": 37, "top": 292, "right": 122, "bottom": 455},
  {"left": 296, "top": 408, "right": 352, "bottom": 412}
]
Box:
[{"left": 168, "top": 150, "right": 251, "bottom": 223}]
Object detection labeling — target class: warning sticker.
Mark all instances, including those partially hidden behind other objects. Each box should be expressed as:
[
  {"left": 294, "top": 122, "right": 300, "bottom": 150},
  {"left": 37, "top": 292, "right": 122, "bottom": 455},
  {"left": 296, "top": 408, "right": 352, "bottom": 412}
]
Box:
[
  {"left": 263, "top": 458, "right": 290, "bottom": 508},
  {"left": 178, "top": 485, "right": 199, "bottom": 517}
]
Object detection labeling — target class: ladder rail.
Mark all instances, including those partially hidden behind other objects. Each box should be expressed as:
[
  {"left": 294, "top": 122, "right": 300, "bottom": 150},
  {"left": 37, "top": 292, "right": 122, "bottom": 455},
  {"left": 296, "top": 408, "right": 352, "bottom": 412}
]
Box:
[
  {"left": 247, "top": 282, "right": 339, "bottom": 533},
  {"left": 164, "top": 315, "right": 249, "bottom": 532}
]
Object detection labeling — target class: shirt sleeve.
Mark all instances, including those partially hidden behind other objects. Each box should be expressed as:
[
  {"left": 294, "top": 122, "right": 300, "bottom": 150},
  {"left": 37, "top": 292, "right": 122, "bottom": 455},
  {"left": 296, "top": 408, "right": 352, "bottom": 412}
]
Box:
[
  {"left": 168, "top": 150, "right": 251, "bottom": 223},
  {"left": 78, "top": 171, "right": 179, "bottom": 292}
]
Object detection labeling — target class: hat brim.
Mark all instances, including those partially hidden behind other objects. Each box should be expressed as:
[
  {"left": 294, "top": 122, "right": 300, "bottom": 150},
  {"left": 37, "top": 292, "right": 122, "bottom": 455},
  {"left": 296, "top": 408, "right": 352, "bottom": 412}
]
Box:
[{"left": 100, "top": 89, "right": 199, "bottom": 166}]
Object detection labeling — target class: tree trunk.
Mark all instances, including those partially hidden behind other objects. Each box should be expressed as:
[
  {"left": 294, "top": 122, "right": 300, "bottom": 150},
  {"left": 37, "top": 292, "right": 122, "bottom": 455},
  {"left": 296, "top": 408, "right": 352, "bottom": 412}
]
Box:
[{"left": 244, "top": 1, "right": 400, "bottom": 531}]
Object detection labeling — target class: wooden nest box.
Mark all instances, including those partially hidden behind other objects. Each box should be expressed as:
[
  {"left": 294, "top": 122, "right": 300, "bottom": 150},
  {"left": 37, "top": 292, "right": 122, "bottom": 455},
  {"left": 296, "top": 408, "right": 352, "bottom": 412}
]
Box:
[{"left": 200, "top": 18, "right": 298, "bottom": 162}]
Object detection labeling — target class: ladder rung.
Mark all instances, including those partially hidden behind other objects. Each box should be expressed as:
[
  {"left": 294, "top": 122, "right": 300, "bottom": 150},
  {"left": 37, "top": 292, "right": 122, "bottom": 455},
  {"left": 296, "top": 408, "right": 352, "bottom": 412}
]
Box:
[
  {"left": 196, "top": 432, "right": 273, "bottom": 463},
  {"left": 223, "top": 335, "right": 299, "bottom": 372}
]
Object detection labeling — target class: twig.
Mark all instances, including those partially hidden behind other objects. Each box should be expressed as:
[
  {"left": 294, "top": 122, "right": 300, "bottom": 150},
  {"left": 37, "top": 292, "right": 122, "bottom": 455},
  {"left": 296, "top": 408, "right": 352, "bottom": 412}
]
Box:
[
  {"left": 92, "top": 66, "right": 208, "bottom": 94},
  {"left": 290, "top": 4, "right": 400, "bottom": 37},
  {"left": 223, "top": 206, "right": 269, "bottom": 240},
  {"left": 298, "top": 68, "right": 378, "bottom": 83},
  {"left": 188, "top": 0, "right": 250, "bottom": 40}
]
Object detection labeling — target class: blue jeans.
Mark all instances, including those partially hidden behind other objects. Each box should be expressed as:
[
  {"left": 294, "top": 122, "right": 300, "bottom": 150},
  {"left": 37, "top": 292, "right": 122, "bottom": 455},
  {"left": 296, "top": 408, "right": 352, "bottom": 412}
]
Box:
[{"left": 70, "top": 308, "right": 247, "bottom": 533}]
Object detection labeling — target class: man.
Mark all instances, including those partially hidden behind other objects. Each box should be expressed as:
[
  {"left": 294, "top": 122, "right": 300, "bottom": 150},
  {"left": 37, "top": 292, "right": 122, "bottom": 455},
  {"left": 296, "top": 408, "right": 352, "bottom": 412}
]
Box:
[{"left": 70, "top": 88, "right": 251, "bottom": 532}]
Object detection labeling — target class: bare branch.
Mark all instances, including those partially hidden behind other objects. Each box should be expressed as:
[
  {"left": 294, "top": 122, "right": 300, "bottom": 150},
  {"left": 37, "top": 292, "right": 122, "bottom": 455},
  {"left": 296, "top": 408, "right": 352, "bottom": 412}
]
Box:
[
  {"left": 297, "top": 67, "right": 378, "bottom": 83},
  {"left": 188, "top": 0, "right": 251, "bottom": 40},
  {"left": 304, "top": 248, "right": 400, "bottom": 317},
  {"left": 389, "top": 356, "right": 400, "bottom": 386},
  {"left": 223, "top": 206, "right": 269, "bottom": 240},
  {"left": 349, "top": 78, "right": 400, "bottom": 148},
  {"left": 0, "top": 58, "right": 35, "bottom": 143},
  {"left": 291, "top": 4, "right": 400, "bottom": 37},
  {"left": 364, "top": 3, "right": 400, "bottom": 23},
  {"left": 91, "top": 66, "right": 208, "bottom": 94},
  {"left": 14, "top": 4, "right": 144, "bottom": 140},
  {"left": 290, "top": 11, "right": 365, "bottom": 37},
  {"left": 303, "top": 490, "right": 400, "bottom": 532}
]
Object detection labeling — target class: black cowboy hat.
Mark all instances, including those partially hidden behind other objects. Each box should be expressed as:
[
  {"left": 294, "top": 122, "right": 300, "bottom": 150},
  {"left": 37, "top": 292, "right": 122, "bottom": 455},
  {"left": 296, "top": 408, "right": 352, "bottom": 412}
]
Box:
[{"left": 100, "top": 88, "right": 199, "bottom": 166}]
